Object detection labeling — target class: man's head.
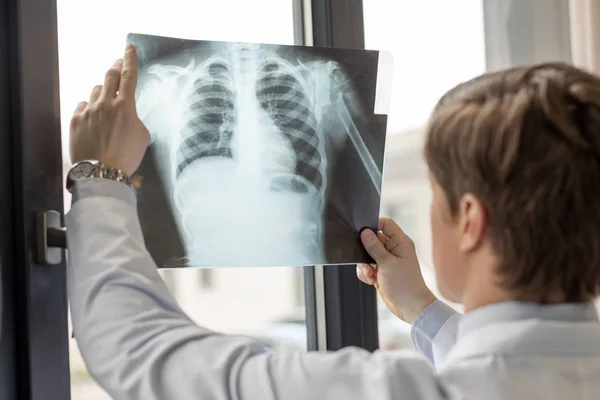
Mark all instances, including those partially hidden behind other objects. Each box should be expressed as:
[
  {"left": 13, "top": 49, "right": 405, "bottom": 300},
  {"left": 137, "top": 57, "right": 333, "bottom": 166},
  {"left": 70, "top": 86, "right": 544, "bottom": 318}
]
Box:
[{"left": 424, "top": 63, "right": 600, "bottom": 307}]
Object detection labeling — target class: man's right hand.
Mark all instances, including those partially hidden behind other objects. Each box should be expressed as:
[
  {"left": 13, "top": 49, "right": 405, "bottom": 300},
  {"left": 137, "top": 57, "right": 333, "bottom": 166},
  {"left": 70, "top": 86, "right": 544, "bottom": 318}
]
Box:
[{"left": 357, "top": 217, "right": 437, "bottom": 324}]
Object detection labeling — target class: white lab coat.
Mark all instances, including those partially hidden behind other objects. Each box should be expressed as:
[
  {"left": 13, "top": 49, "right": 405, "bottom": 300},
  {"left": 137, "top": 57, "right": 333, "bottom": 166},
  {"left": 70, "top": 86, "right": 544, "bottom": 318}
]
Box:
[{"left": 66, "top": 179, "right": 600, "bottom": 400}]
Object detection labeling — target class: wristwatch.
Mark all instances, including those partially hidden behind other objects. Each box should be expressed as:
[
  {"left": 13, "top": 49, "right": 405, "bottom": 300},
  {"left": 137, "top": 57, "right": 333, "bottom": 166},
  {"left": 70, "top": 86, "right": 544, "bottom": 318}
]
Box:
[{"left": 66, "top": 160, "right": 132, "bottom": 193}]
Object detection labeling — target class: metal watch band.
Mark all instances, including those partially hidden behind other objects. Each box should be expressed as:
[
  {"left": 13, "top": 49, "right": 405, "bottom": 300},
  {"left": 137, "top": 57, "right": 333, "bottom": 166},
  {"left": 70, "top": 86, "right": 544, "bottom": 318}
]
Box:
[
  {"left": 66, "top": 160, "right": 132, "bottom": 193},
  {"left": 95, "top": 163, "right": 132, "bottom": 187}
]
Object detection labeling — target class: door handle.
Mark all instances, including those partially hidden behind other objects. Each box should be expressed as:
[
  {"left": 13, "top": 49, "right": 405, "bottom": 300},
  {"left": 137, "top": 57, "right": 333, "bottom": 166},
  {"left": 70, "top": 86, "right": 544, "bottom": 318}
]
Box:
[{"left": 36, "top": 210, "right": 66, "bottom": 265}]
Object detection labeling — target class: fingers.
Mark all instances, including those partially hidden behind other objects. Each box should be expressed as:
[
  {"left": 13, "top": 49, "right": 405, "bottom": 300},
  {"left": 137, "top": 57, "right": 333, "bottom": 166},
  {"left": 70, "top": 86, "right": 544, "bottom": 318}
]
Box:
[
  {"left": 118, "top": 44, "right": 138, "bottom": 101},
  {"left": 89, "top": 85, "right": 103, "bottom": 103},
  {"left": 360, "top": 228, "right": 392, "bottom": 263},
  {"left": 70, "top": 101, "right": 88, "bottom": 133},
  {"left": 378, "top": 217, "right": 414, "bottom": 257},
  {"left": 379, "top": 217, "right": 407, "bottom": 237},
  {"left": 74, "top": 101, "right": 88, "bottom": 114},
  {"left": 100, "top": 59, "right": 123, "bottom": 100},
  {"left": 356, "top": 265, "right": 370, "bottom": 284},
  {"left": 356, "top": 264, "right": 377, "bottom": 285},
  {"left": 377, "top": 231, "right": 389, "bottom": 244}
]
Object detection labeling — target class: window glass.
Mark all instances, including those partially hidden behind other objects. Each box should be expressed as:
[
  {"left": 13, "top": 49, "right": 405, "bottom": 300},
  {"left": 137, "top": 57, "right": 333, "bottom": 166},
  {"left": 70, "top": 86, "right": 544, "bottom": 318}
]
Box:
[
  {"left": 363, "top": 0, "right": 486, "bottom": 349},
  {"left": 57, "top": 1, "right": 300, "bottom": 398}
]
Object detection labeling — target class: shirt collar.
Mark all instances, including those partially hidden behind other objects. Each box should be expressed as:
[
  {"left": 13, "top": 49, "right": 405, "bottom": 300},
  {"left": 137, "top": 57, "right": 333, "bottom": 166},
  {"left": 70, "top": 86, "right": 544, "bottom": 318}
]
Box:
[
  {"left": 438, "top": 301, "right": 600, "bottom": 368},
  {"left": 458, "top": 301, "right": 599, "bottom": 339}
]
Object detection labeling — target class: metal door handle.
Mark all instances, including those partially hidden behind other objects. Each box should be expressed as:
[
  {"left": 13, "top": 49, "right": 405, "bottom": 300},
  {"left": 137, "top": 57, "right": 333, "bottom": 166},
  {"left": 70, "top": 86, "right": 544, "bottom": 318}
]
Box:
[{"left": 36, "top": 210, "right": 66, "bottom": 265}]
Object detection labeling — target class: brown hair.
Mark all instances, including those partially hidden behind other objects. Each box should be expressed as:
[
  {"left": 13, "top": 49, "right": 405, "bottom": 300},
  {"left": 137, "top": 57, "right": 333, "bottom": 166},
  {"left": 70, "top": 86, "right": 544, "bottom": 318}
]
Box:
[{"left": 424, "top": 62, "right": 600, "bottom": 303}]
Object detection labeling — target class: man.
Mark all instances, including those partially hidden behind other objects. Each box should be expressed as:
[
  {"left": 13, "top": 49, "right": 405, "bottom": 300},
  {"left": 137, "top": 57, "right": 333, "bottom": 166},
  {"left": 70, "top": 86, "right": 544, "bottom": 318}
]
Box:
[{"left": 66, "top": 45, "right": 600, "bottom": 399}]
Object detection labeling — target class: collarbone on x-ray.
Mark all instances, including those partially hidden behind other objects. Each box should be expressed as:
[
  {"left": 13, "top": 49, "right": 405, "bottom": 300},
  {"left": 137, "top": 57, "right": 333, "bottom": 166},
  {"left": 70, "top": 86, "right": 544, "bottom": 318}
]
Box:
[{"left": 135, "top": 41, "right": 381, "bottom": 268}]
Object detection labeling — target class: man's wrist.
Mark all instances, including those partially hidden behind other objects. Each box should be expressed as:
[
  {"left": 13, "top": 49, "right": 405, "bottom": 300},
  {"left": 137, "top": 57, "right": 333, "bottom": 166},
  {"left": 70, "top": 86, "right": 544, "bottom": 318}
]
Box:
[
  {"left": 403, "top": 292, "right": 438, "bottom": 325},
  {"left": 66, "top": 160, "right": 132, "bottom": 194}
]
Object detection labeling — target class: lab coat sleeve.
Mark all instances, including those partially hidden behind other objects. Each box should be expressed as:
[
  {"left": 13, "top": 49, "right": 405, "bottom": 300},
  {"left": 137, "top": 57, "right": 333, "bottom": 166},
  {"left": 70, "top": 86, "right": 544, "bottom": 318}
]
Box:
[
  {"left": 66, "top": 179, "right": 446, "bottom": 400},
  {"left": 411, "top": 299, "right": 461, "bottom": 367}
]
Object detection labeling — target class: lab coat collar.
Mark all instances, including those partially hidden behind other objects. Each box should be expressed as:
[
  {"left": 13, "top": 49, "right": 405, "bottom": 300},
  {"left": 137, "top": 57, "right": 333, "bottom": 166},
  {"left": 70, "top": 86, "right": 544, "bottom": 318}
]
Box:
[{"left": 440, "top": 301, "right": 600, "bottom": 369}]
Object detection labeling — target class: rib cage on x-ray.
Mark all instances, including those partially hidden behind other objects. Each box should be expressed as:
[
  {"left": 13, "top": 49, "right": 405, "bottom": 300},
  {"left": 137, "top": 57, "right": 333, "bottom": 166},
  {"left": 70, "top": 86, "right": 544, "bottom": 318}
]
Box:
[
  {"left": 171, "top": 51, "right": 326, "bottom": 204},
  {"left": 175, "top": 60, "right": 236, "bottom": 177},
  {"left": 135, "top": 41, "right": 382, "bottom": 267},
  {"left": 256, "top": 59, "right": 324, "bottom": 197}
]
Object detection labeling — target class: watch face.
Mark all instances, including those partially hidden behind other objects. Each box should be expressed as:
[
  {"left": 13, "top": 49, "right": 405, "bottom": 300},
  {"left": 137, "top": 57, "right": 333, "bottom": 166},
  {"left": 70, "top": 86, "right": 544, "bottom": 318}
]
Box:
[{"left": 70, "top": 161, "right": 96, "bottom": 180}]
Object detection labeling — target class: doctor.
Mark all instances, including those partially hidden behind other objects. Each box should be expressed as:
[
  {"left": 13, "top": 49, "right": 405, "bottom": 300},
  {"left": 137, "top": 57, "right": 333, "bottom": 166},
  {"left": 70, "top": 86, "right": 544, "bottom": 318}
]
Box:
[{"left": 66, "top": 45, "right": 600, "bottom": 400}]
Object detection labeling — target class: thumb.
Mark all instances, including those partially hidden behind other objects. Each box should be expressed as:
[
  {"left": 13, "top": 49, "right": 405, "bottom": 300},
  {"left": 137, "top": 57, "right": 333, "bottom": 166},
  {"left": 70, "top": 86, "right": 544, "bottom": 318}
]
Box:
[{"left": 360, "top": 229, "right": 392, "bottom": 263}]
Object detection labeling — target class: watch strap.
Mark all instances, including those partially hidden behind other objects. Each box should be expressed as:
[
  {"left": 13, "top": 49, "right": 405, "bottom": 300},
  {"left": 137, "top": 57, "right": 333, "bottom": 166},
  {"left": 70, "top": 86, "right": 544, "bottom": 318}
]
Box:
[
  {"left": 95, "top": 163, "right": 132, "bottom": 187},
  {"left": 67, "top": 160, "right": 132, "bottom": 193}
]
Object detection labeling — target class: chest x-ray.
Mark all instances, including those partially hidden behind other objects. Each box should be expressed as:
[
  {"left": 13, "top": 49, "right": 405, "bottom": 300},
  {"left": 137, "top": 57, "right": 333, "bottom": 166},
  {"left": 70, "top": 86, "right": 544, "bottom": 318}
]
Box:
[{"left": 127, "top": 33, "right": 393, "bottom": 268}]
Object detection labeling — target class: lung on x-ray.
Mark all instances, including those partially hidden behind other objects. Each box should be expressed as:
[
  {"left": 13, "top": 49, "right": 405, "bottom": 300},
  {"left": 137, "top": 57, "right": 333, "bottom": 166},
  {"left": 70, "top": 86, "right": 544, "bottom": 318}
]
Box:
[{"left": 127, "top": 33, "right": 393, "bottom": 269}]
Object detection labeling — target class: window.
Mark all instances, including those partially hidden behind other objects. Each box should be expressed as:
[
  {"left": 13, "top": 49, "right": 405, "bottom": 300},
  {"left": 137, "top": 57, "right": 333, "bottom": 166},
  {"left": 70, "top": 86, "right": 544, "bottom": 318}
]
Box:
[
  {"left": 56, "top": 1, "right": 300, "bottom": 398},
  {"left": 363, "top": 0, "right": 487, "bottom": 349},
  {"left": 382, "top": 200, "right": 415, "bottom": 239},
  {"left": 4, "top": 0, "right": 579, "bottom": 397},
  {"left": 364, "top": 0, "right": 574, "bottom": 348}
]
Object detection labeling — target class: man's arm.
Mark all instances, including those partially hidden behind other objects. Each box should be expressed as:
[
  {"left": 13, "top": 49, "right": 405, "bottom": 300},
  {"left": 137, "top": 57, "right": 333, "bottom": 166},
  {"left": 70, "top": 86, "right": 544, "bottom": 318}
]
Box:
[
  {"left": 67, "top": 179, "right": 445, "bottom": 400},
  {"left": 356, "top": 219, "right": 461, "bottom": 368}
]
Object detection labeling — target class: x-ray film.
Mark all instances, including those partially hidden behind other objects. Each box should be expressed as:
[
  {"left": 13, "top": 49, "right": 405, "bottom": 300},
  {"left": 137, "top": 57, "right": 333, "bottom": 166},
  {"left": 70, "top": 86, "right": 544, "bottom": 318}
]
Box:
[{"left": 127, "top": 33, "right": 393, "bottom": 269}]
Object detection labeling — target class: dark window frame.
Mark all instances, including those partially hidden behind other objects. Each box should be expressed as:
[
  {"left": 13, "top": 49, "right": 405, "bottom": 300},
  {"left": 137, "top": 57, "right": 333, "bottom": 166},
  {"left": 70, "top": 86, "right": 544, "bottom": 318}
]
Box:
[
  {"left": 0, "top": 0, "right": 17, "bottom": 397},
  {"left": 3, "top": 0, "right": 71, "bottom": 398},
  {"left": 308, "top": 0, "right": 380, "bottom": 352}
]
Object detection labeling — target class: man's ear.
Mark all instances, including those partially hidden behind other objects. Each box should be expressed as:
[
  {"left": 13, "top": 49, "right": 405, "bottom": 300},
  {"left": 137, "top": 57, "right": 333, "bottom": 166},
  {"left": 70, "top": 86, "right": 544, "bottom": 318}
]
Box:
[{"left": 458, "top": 193, "right": 488, "bottom": 252}]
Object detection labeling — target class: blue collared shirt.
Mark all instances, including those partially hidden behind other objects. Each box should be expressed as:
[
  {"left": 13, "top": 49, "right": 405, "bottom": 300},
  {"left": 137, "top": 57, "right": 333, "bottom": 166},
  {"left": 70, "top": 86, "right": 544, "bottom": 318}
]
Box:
[{"left": 412, "top": 299, "right": 598, "bottom": 367}]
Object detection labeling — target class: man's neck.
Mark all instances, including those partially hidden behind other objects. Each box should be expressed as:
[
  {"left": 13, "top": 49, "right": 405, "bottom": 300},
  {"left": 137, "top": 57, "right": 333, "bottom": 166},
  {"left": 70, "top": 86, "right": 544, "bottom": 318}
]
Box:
[
  {"left": 460, "top": 263, "right": 515, "bottom": 313},
  {"left": 461, "top": 269, "right": 568, "bottom": 313}
]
